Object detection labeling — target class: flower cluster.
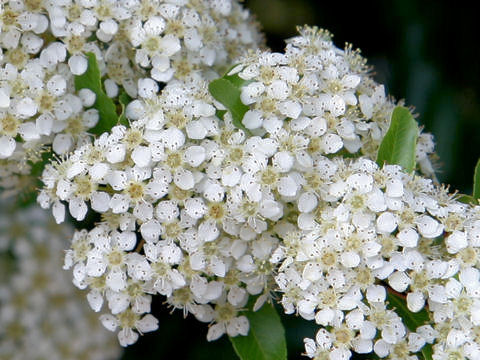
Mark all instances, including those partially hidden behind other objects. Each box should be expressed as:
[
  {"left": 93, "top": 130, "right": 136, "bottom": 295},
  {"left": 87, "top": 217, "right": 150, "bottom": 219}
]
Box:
[
  {"left": 0, "top": 0, "right": 263, "bottom": 196},
  {"left": 36, "top": 25, "right": 454, "bottom": 355},
  {"left": 39, "top": 78, "right": 261, "bottom": 345},
  {"left": 272, "top": 157, "right": 480, "bottom": 359},
  {"left": 230, "top": 27, "right": 436, "bottom": 177},
  {"left": 0, "top": 204, "right": 121, "bottom": 360}
]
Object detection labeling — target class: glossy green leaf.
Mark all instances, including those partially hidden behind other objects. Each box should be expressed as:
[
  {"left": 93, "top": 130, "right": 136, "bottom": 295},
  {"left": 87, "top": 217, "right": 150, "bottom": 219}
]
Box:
[
  {"left": 473, "top": 159, "right": 480, "bottom": 199},
  {"left": 387, "top": 292, "right": 432, "bottom": 360},
  {"left": 74, "top": 53, "right": 118, "bottom": 135},
  {"left": 376, "top": 106, "right": 419, "bottom": 172},
  {"left": 209, "top": 78, "right": 249, "bottom": 132},
  {"left": 230, "top": 302, "right": 287, "bottom": 360}
]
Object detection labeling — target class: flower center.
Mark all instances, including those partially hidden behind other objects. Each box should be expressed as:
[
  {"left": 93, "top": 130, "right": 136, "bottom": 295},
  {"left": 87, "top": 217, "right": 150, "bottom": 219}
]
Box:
[{"left": 108, "top": 250, "right": 124, "bottom": 266}]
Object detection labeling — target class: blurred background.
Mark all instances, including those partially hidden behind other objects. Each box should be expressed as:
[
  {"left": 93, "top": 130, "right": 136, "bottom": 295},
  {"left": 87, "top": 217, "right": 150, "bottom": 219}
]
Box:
[{"left": 122, "top": 0, "right": 480, "bottom": 358}]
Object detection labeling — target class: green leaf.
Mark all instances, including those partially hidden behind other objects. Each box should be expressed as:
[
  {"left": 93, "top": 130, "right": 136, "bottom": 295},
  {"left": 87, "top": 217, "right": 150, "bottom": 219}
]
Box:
[
  {"left": 230, "top": 302, "right": 287, "bottom": 360},
  {"left": 387, "top": 292, "right": 429, "bottom": 331},
  {"left": 118, "top": 91, "right": 131, "bottom": 127},
  {"left": 386, "top": 292, "right": 432, "bottom": 360},
  {"left": 376, "top": 106, "right": 419, "bottom": 172},
  {"left": 473, "top": 159, "right": 480, "bottom": 199},
  {"left": 215, "top": 109, "right": 227, "bottom": 120},
  {"left": 420, "top": 344, "right": 434, "bottom": 360},
  {"left": 208, "top": 78, "right": 249, "bottom": 132},
  {"left": 457, "top": 194, "right": 478, "bottom": 205},
  {"left": 74, "top": 52, "right": 118, "bottom": 135}
]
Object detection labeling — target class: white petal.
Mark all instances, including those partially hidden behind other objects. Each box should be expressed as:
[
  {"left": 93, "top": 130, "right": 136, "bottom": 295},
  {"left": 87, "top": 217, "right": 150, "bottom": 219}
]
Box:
[
  {"left": 207, "top": 323, "right": 225, "bottom": 341},
  {"left": 347, "top": 173, "right": 373, "bottom": 193},
  {"left": 186, "top": 120, "right": 207, "bottom": 139},
  {"left": 221, "top": 166, "right": 241, "bottom": 187},
  {"left": 406, "top": 291, "right": 425, "bottom": 312},
  {"left": 184, "top": 146, "right": 206, "bottom": 167},
  {"left": 145, "top": 180, "right": 169, "bottom": 200},
  {"left": 162, "top": 128, "right": 185, "bottom": 150},
  {"left": 106, "top": 144, "right": 126, "bottom": 163},
  {"left": 267, "top": 80, "right": 290, "bottom": 100},
  {"left": 376, "top": 212, "right": 398, "bottom": 234},
  {"left": 386, "top": 178, "right": 404, "bottom": 197},
  {"left": 0, "top": 88, "right": 10, "bottom": 108},
  {"left": 69, "top": 197, "right": 88, "bottom": 221},
  {"left": 68, "top": 54, "right": 88, "bottom": 75},
  {"left": 277, "top": 176, "right": 299, "bottom": 197},
  {"left": 278, "top": 100, "right": 302, "bottom": 119},
  {"left": 91, "top": 191, "right": 110, "bottom": 213},
  {"left": 52, "top": 134, "right": 73, "bottom": 154},
  {"left": 396, "top": 228, "right": 419, "bottom": 248},
  {"left": 138, "top": 78, "right": 159, "bottom": 99},
  {"left": 259, "top": 200, "right": 283, "bottom": 220},
  {"left": 445, "top": 230, "right": 468, "bottom": 254},
  {"left": 87, "top": 290, "right": 104, "bottom": 312},
  {"left": 110, "top": 194, "right": 130, "bottom": 213},
  {"left": 118, "top": 328, "right": 139, "bottom": 347},
  {"left": 131, "top": 146, "right": 151, "bottom": 168},
  {"left": 106, "top": 268, "right": 127, "bottom": 292},
  {"left": 321, "top": 133, "right": 343, "bottom": 154},
  {"left": 340, "top": 251, "right": 360, "bottom": 268},
  {"left": 298, "top": 192, "right": 318, "bottom": 213},
  {"left": 242, "top": 110, "right": 263, "bottom": 130},
  {"left": 272, "top": 151, "right": 294, "bottom": 172},
  {"left": 136, "top": 314, "right": 159, "bottom": 333},
  {"left": 18, "top": 122, "right": 40, "bottom": 141},
  {"left": 140, "top": 219, "right": 162, "bottom": 243},
  {"left": 100, "top": 314, "right": 118, "bottom": 332},
  {"left": 198, "top": 220, "right": 219, "bottom": 242},
  {"left": 366, "top": 285, "right": 386, "bottom": 303},
  {"left": 184, "top": 198, "right": 206, "bottom": 219},
  {"left": 52, "top": 200, "right": 65, "bottom": 224},
  {"left": 89, "top": 163, "right": 109, "bottom": 181},
  {"left": 388, "top": 271, "right": 410, "bottom": 292},
  {"left": 116, "top": 231, "right": 137, "bottom": 251},
  {"left": 174, "top": 168, "right": 195, "bottom": 190},
  {"left": 227, "top": 316, "right": 249, "bottom": 337},
  {"left": 133, "top": 202, "right": 154, "bottom": 222},
  {"left": 108, "top": 292, "right": 130, "bottom": 314},
  {"left": 415, "top": 215, "right": 444, "bottom": 238}
]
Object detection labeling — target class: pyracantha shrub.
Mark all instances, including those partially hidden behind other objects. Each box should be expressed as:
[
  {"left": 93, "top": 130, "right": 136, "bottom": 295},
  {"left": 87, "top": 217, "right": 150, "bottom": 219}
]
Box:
[{"left": 0, "top": 0, "right": 478, "bottom": 359}]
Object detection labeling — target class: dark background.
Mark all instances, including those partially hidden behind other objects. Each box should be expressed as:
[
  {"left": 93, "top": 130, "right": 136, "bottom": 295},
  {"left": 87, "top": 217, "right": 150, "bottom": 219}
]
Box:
[{"left": 122, "top": 0, "right": 480, "bottom": 358}]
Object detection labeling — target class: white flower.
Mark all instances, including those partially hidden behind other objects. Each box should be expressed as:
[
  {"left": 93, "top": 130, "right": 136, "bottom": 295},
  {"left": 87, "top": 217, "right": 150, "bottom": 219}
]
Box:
[
  {"left": 206, "top": 303, "right": 249, "bottom": 341},
  {"left": 100, "top": 311, "right": 159, "bottom": 347}
]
